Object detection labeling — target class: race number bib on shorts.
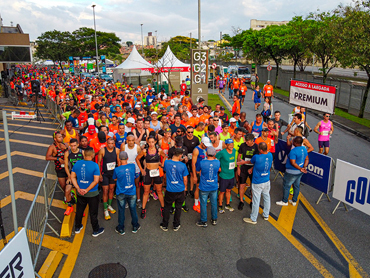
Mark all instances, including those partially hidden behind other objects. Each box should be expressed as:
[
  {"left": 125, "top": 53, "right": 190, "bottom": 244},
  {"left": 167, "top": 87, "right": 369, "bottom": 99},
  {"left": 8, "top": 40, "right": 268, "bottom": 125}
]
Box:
[
  {"left": 106, "top": 162, "right": 116, "bottom": 171},
  {"left": 252, "top": 132, "right": 259, "bottom": 138},
  {"left": 188, "top": 153, "right": 193, "bottom": 159},
  {"left": 322, "top": 131, "right": 329, "bottom": 136},
  {"left": 229, "top": 162, "right": 235, "bottom": 169},
  {"left": 149, "top": 169, "right": 160, "bottom": 177}
]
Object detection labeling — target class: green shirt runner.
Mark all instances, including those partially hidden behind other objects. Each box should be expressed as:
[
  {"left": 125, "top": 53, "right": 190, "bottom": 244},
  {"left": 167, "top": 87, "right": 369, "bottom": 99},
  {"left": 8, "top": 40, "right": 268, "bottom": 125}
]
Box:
[{"left": 216, "top": 148, "right": 236, "bottom": 180}]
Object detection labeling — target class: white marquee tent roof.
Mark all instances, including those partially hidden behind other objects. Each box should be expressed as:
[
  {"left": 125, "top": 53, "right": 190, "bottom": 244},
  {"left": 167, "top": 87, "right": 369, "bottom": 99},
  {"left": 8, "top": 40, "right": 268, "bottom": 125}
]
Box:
[
  {"left": 156, "top": 46, "right": 190, "bottom": 70},
  {"left": 114, "top": 46, "right": 153, "bottom": 70}
]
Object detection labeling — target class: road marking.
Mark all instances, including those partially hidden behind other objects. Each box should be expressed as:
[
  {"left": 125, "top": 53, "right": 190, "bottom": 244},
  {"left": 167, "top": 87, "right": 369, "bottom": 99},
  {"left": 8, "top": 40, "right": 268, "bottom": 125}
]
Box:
[
  {"left": 38, "top": 250, "right": 63, "bottom": 278},
  {"left": 300, "top": 194, "right": 369, "bottom": 278},
  {"left": 0, "top": 129, "right": 51, "bottom": 138},
  {"left": 0, "top": 168, "right": 57, "bottom": 182},
  {"left": 0, "top": 105, "right": 49, "bottom": 111},
  {"left": 0, "top": 122, "right": 56, "bottom": 131},
  {"left": 0, "top": 137, "right": 50, "bottom": 147},
  {"left": 7, "top": 119, "right": 58, "bottom": 124},
  {"left": 232, "top": 188, "right": 333, "bottom": 277},
  {"left": 219, "top": 93, "right": 233, "bottom": 110},
  {"left": 277, "top": 194, "right": 299, "bottom": 234},
  {"left": 58, "top": 206, "right": 89, "bottom": 278},
  {"left": 0, "top": 151, "right": 45, "bottom": 161}
]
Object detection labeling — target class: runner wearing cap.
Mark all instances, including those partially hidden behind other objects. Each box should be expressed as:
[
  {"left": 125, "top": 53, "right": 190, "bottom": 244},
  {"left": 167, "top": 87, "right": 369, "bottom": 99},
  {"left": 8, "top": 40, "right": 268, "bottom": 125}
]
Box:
[
  {"left": 135, "top": 136, "right": 167, "bottom": 219},
  {"left": 97, "top": 138, "right": 120, "bottom": 220},
  {"left": 90, "top": 130, "right": 108, "bottom": 156},
  {"left": 192, "top": 137, "right": 212, "bottom": 212},
  {"left": 229, "top": 118, "right": 238, "bottom": 136},
  {"left": 196, "top": 146, "right": 220, "bottom": 227},
  {"left": 125, "top": 117, "right": 135, "bottom": 133},
  {"left": 150, "top": 112, "right": 162, "bottom": 132},
  {"left": 216, "top": 138, "right": 236, "bottom": 213},
  {"left": 113, "top": 151, "right": 141, "bottom": 235},
  {"left": 314, "top": 113, "right": 334, "bottom": 155},
  {"left": 83, "top": 125, "right": 97, "bottom": 145}
]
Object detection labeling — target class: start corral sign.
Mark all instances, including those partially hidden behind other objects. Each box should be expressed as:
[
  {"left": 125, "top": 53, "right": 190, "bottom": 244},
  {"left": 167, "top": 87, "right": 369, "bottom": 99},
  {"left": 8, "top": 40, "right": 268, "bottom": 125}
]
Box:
[{"left": 289, "top": 80, "right": 336, "bottom": 114}]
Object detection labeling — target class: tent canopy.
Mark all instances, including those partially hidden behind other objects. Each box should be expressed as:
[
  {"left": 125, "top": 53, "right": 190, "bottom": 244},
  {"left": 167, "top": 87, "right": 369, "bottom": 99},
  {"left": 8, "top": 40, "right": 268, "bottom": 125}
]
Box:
[
  {"left": 155, "top": 46, "right": 190, "bottom": 72},
  {"left": 114, "top": 46, "right": 153, "bottom": 71}
]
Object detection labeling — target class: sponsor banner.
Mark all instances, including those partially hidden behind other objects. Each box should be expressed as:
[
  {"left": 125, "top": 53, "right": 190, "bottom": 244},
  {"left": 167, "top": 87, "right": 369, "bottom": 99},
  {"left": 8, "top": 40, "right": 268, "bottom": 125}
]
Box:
[
  {"left": 333, "top": 159, "right": 370, "bottom": 216},
  {"left": 275, "top": 139, "right": 332, "bottom": 194},
  {"left": 0, "top": 228, "right": 34, "bottom": 278},
  {"left": 289, "top": 80, "right": 336, "bottom": 114}
]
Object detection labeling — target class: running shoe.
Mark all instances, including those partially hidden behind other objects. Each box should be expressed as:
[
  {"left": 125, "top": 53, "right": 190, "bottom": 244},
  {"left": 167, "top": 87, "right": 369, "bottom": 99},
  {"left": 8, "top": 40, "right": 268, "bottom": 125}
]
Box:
[
  {"left": 108, "top": 205, "right": 116, "bottom": 214},
  {"left": 160, "top": 223, "right": 168, "bottom": 232},
  {"left": 264, "top": 216, "right": 269, "bottom": 221},
  {"left": 193, "top": 203, "right": 200, "bottom": 213},
  {"left": 141, "top": 209, "right": 146, "bottom": 219},
  {"left": 276, "top": 201, "right": 288, "bottom": 206},
  {"left": 211, "top": 219, "right": 217, "bottom": 226},
  {"left": 182, "top": 204, "right": 189, "bottom": 212},
  {"left": 238, "top": 202, "right": 244, "bottom": 211},
  {"left": 75, "top": 225, "right": 83, "bottom": 234},
  {"left": 225, "top": 204, "right": 234, "bottom": 212},
  {"left": 92, "top": 227, "right": 105, "bottom": 237},
  {"left": 196, "top": 221, "right": 207, "bottom": 228},
  {"left": 115, "top": 227, "right": 125, "bottom": 235},
  {"left": 173, "top": 225, "right": 181, "bottom": 232},
  {"left": 137, "top": 200, "right": 142, "bottom": 209},
  {"left": 170, "top": 207, "right": 175, "bottom": 214},
  {"left": 243, "top": 218, "right": 257, "bottom": 225},
  {"left": 218, "top": 206, "right": 225, "bottom": 214},
  {"left": 64, "top": 206, "right": 74, "bottom": 216},
  {"left": 289, "top": 200, "right": 297, "bottom": 206},
  {"left": 104, "top": 210, "right": 111, "bottom": 220},
  {"left": 132, "top": 224, "right": 141, "bottom": 234},
  {"left": 150, "top": 191, "right": 159, "bottom": 200}
]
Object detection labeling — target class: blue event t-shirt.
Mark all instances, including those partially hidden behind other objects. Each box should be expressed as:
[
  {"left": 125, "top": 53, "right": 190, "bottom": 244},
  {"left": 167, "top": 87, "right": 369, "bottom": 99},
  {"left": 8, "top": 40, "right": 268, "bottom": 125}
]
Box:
[
  {"left": 68, "top": 115, "right": 79, "bottom": 128},
  {"left": 250, "top": 153, "right": 273, "bottom": 184},
  {"left": 146, "top": 95, "right": 156, "bottom": 105},
  {"left": 286, "top": 146, "right": 308, "bottom": 174},
  {"left": 113, "top": 164, "right": 136, "bottom": 196},
  {"left": 199, "top": 159, "right": 220, "bottom": 191},
  {"left": 164, "top": 160, "right": 189, "bottom": 192},
  {"left": 72, "top": 160, "right": 100, "bottom": 191}
]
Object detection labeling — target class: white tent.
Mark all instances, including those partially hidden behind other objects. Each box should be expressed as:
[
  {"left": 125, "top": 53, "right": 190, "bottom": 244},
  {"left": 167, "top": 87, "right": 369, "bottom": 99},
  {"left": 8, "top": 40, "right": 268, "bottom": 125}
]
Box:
[
  {"left": 113, "top": 46, "right": 154, "bottom": 82},
  {"left": 156, "top": 46, "right": 190, "bottom": 71}
]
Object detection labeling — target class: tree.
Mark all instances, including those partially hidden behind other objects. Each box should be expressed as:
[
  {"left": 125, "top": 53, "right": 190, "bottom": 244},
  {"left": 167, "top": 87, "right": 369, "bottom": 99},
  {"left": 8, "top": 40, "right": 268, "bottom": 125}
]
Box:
[
  {"left": 335, "top": 0, "right": 370, "bottom": 118},
  {"left": 126, "top": 41, "right": 133, "bottom": 47},
  {"left": 158, "top": 36, "right": 196, "bottom": 61},
  {"left": 35, "top": 30, "right": 72, "bottom": 69},
  {"left": 242, "top": 29, "right": 269, "bottom": 66},
  {"left": 257, "top": 25, "right": 289, "bottom": 86},
  {"left": 285, "top": 17, "right": 313, "bottom": 78},
  {"left": 304, "top": 13, "right": 338, "bottom": 83},
  {"left": 71, "top": 27, "right": 121, "bottom": 57}
]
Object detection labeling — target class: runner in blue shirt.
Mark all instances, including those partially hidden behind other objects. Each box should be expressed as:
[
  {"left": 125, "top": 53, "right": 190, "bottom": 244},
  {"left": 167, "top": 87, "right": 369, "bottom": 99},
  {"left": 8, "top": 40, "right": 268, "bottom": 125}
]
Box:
[
  {"left": 196, "top": 146, "right": 221, "bottom": 227},
  {"left": 113, "top": 151, "right": 141, "bottom": 235}
]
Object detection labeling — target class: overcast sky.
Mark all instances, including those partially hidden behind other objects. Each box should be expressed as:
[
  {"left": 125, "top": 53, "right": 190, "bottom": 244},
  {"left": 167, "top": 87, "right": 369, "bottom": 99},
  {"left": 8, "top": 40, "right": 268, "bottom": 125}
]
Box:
[{"left": 1, "top": 0, "right": 351, "bottom": 43}]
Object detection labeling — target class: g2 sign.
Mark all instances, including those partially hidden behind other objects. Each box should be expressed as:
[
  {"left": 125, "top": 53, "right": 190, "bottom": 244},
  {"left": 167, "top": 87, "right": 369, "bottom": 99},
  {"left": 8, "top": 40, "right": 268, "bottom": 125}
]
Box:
[
  {"left": 191, "top": 49, "right": 209, "bottom": 105},
  {"left": 333, "top": 159, "right": 370, "bottom": 216}
]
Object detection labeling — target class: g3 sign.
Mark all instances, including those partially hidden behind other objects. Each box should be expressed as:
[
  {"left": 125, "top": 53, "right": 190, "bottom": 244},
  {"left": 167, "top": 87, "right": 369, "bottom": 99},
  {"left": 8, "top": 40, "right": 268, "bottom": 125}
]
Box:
[{"left": 191, "top": 49, "right": 209, "bottom": 104}]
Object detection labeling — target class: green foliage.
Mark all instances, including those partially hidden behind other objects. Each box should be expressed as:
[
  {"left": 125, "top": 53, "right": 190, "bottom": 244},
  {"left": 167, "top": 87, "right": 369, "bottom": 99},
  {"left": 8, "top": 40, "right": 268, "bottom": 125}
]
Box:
[
  {"left": 158, "top": 36, "right": 197, "bottom": 61},
  {"left": 126, "top": 41, "right": 133, "bottom": 47}
]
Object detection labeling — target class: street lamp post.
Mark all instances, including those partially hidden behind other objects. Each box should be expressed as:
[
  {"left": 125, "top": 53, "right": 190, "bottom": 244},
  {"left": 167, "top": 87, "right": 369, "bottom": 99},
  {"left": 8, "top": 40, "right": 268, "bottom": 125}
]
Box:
[
  {"left": 141, "top": 24, "right": 144, "bottom": 55},
  {"left": 198, "top": 0, "right": 201, "bottom": 49},
  {"left": 155, "top": 30, "right": 158, "bottom": 54},
  {"left": 92, "top": 4, "right": 99, "bottom": 73}
]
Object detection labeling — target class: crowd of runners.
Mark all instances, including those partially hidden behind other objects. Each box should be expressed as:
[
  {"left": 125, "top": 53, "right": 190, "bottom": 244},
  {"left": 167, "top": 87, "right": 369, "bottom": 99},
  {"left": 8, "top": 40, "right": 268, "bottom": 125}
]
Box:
[{"left": 9, "top": 65, "right": 333, "bottom": 236}]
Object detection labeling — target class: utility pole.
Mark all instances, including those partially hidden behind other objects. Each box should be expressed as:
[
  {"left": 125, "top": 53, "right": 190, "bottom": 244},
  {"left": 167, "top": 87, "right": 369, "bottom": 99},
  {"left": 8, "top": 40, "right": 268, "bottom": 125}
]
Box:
[
  {"left": 190, "top": 32, "right": 192, "bottom": 49},
  {"left": 198, "top": 0, "right": 201, "bottom": 49},
  {"left": 141, "top": 24, "right": 144, "bottom": 55},
  {"left": 92, "top": 4, "right": 99, "bottom": 73}
]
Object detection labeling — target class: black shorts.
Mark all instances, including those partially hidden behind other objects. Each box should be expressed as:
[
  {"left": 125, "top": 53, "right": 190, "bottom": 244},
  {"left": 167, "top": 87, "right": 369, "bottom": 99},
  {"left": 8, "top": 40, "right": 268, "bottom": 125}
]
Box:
[
  {"left": 219, "top": 177, "right": 235, "bottom": 192},
  {"left": 143, "top": 169, "right": 162, "bottom": 185},
  {"left": 233, "top": 89, "right": 239, "bottom": 95},
  {"left": 102, "top": 174, "right": 115, "bottom": 186},
  {"left": 56, "top": 169, "right": 67, "bottom": 178},
  {"left": 239, "top": 167, "right": 253, "bottom": 185}
]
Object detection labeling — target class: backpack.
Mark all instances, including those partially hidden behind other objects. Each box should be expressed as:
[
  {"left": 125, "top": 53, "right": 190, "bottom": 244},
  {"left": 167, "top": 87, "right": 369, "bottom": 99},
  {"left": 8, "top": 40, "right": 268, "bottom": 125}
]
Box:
[
  {"left": 303, "top": 125, "right": 310, "bottom": 138},
  {"left": 261, "top": 109, "right": 271, "bottom": 117},
  {"left": 257, "top": 90, "right": 261, "bottom": 99}
]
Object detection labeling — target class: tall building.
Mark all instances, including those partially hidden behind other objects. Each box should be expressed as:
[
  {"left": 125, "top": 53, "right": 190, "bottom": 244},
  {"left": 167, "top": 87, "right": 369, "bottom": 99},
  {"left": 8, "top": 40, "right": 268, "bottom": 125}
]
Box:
[
  {"left": 250, "top": 19, "right": 289, "bottom": 31},
  {"left": 143, "top": 32, "right": 157, "bottom": 47}
]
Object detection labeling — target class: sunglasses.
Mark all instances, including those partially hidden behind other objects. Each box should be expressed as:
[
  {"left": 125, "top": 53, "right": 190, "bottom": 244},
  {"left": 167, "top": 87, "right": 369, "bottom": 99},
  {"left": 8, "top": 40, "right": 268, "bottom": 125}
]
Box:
[
  {"left": 187, "top": 131, "right": 193, "bottom": 134},
  {"left": 177, "top": 130, "right": 182, "bottom": 133},
  {"left": 325, "top": 115, "right": 330, "bottom": 118}
]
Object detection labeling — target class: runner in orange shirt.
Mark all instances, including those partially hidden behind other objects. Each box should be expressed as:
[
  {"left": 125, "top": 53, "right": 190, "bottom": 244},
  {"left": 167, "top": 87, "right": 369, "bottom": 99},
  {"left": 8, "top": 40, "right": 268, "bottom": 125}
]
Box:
[
  {"left": 182, "top": 112, "right": 198, "bottom": 128},
  {"left": 263, "top": 80, "right": 274, "bottom": 101},
  {"left": 232, "top": 95, "right": 241, "bottom": 115},
  {"left": 239, "top": 82, "right": 248, "bottom": 106},
  {"left": 255, "top": 128, "right": 272, "bottom": 152}
]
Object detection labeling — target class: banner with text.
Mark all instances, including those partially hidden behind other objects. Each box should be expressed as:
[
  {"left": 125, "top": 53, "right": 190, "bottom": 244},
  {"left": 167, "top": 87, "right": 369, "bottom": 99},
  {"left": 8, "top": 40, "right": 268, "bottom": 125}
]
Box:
[
  {"left": 0, "top": 228, "right": 34, "bottom": 278},
  {"left": 274, "top": 139, "right": 332, "bottom": 194},
  {"left": 289, "top": 80, "right": 336, "bottom": 114},
  {"left": 333, "top": 159, "right": 370, "bottom": 216}
]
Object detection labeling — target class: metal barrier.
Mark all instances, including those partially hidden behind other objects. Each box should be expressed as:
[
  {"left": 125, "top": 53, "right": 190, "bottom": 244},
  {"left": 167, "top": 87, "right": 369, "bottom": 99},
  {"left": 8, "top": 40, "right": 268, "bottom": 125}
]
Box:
[{"left": 46, "top": 96, "right": 64, "bottom": 129}]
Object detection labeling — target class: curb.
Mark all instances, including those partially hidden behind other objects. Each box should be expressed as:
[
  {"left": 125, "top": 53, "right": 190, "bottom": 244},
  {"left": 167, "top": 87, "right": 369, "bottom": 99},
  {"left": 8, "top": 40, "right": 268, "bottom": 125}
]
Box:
[{"left": 215, "top": 91, "right": 370, "bottom": 143}]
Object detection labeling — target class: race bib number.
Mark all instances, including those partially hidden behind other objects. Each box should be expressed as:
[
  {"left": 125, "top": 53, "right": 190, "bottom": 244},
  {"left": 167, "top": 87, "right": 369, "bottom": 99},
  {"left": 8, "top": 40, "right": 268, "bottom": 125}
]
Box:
[
  {"left": 252, "top": 132, "right": 259, "bottom": 139},
  {"left": 229, "top": 162, "right": 235, "bottom": 169},
  {"left": 322, "top": 131, "right": 329, "bottom": 136},
  {"left": 61, "top": 164, "right": 65, "bottom": 168},
  {"left": 149, "top": 169, "right": 160, "bottom": 177},
  {"left": 267, "top": 90, "right": 271, "bottom": 94},
  {"left": 188, "top": 153, "right": 193, "bottom": 159},
  {"left": 106, "top": 162, "right": 116, "bottom": 171},
  {"left": 271, "top": 139, "right": 275, "bottom": 146},
  {"left": 244, "top": 158, "right": 252, "bottom": 165},
  {"left": 140, "top": 141, "right": 146, "bottom": 148}
]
